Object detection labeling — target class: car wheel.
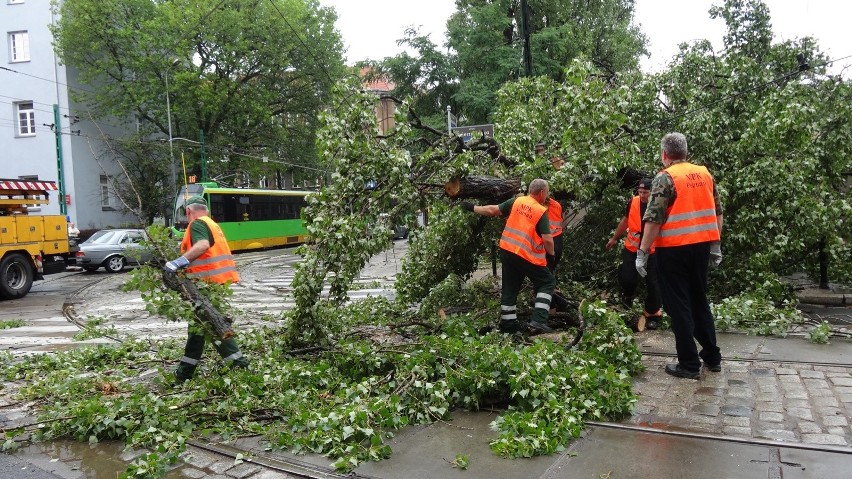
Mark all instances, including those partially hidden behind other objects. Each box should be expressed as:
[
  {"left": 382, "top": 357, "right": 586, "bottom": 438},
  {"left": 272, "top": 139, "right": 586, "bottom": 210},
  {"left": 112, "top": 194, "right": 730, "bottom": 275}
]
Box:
[{"left": 105, "top": 256, "right": 126, "bottom": 273}]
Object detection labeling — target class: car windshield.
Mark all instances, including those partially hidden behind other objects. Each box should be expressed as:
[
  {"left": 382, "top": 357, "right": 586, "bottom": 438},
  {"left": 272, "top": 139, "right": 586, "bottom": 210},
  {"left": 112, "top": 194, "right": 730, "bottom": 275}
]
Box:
[{"left": 84, "top": 230, "right": 125, "bottom": 244}]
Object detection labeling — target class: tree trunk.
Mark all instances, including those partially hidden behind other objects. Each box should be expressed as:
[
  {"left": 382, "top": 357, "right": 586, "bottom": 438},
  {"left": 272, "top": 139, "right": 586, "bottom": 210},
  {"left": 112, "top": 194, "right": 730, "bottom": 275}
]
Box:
[
  {"left": 444, "top": 176, "right": 521, "bottom": 203},
  {"left": 162, "top": 271, "right": 235, "bottom": 340}
]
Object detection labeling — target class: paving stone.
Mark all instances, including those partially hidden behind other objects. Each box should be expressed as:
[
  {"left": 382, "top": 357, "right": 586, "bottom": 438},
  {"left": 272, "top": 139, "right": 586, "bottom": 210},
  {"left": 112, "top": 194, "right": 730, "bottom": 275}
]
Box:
[
  {"left": 754, "top": 428, "right": 797, "bottom": 442},
  {"left": 807, "top": 388, "right": 836, "bottom": 397},
  {"left": 693, "top": 395, "right": 722, "bottom": 405},
  {"left": 722, "top": 426, "right": 752, "bottom": 437},
  {"left": 799, "top": 370, "right": 826, "bottom": 379},
  {"left": 785, "top": 398, "right": 811, "bottom": 409},
  {"left": 827, "top": 427, "right": 847, "bottom": 436},
  {"left": 787, "top": 407, "right": 814, "bottom": 421},
  {"left": 758, "top": 411, "right": 784, "bottom": 422},
  {"left": 721, "top": 405, "right": 752, "bottom": 417},
  {"left": 778, "top": 375, "right": 802, "bottom": 384},
  {"left": 813, "top": 396, "right": 840, "bottom": 407},
  {"left": 691, "top": 404, "right": 721, "bottom": 417},
  {"left": 638, "top": 386, "right": 668, "bottom": 399},
  {"left": 252, "top": 471, "right": 296, "bottom": 479},
  {"left": 780, "top": 387, "right": 808, "bottom": 399},
  {"left": 727, "top": 379, "right": 747, "bottom": 386},
  {"left": 632, "top": 403, "right": 654, "bottom": 415},
  {"left": 774, "top": 368, "right": 797, "bottom": 375},
  {"left": 813, "top": 366, "right": 850, "bottom": 373},
  {"left": 797, "top": 421, "right": 822, "bottom": 433},
  {"left": 695, "top": 386, "right": 725, "bottom": 396},
  {"left": 829, "top": 377, "right": 852, "bottom": 387},
  {"left": 208, "top": 460, "right": 234, "bottom": 474},
  {"left": 722, "top": 416, "right": 750, "bottom": 427},
  {"left": 727, "top": 387, "right": 753, "bottom": 399},
  {"left": 725, "top": 396, "right": 754, "bottom": 407},
  {"left": 839, "top": 393, "right": 852, "bottom": 403},
  {"left": 751, "top": 368, "right": 775, "bottom": 376},
  {"left": 179, "top": 467, "right": 208, "bottom": 478},
  {"left": 803, "top": 378, "right": 830, "bottom": 389},
  {"left": 822, "top": 415, "right": 849, "bottom": 427},
  {"left": 815, "top": 406, "right": 843, "bottom": 418},
  {"left": 801, "top": 434, "right": 848, "bottom": 445},
  {"left": 836, "top": 386, "right": 852, "bottom": 395},
  {"left": 225, "top": 463, "right": 262, "bottom": 478},
  {"left": 755, "top": 401, "right": 784, "bottom": 413},
  {"left": 656, "top": 405, "right": 688, "bottom": 418},
  {"left": 755, "top": 392, "right": 782, "bottom": 402},
  {"left": 185, "top": 450, "right": 217, "bottom": 469}
]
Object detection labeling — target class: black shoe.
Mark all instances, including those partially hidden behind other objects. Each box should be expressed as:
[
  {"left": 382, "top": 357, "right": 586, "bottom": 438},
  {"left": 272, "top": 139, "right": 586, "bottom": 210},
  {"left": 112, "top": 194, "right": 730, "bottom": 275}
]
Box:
[
  {"left": 665, "top": 363, "right": 700, "bottom": 379},
  {"left": 498, "top": 321, "right": 523, "bottom": 334},
  {"left": 527, "top": 321, "right": 554, "bottom": 334},
  {"left": 645, "top": 319, "right": 659, "bottom": 330},
  {"left": 704, "top": 362, "right": 722, "bottom": 372}
]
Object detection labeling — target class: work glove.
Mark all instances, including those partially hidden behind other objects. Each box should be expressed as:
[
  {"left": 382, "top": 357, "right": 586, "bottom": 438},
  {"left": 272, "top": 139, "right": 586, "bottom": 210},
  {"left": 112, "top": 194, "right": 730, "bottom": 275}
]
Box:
[
  {"left": 164, "top": 256, "right": 190, "bottom": 272},
  {"left": 635, "top": 249, "right": 649, "bottom": 278},
  {"left": 709, "top": 241, "right": 722, "bottom": 269},
  {"left": 460, "top": 201, "right": 475, "bottom": 212}
]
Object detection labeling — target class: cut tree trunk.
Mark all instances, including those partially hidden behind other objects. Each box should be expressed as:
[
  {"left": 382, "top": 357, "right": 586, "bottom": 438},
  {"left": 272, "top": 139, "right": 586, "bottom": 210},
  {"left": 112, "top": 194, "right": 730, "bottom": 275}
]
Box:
[
  {"left": 162, "top": 271, "right": 235, "bottom": 340},
  {"left": 444, "top": 176, "right": 521, "bottom": 203}
]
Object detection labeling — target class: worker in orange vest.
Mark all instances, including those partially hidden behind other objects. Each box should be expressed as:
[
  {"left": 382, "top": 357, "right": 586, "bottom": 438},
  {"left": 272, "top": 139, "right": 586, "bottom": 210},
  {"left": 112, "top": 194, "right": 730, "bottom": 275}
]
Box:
[
  {"left": 637, "top": 133, "right": 723, "bottom": 379},
  {"left": 165, "top": 195, "right": 249, "bottom": 383},
  {"left": 606, "top": 177, "right": 662, "bottom": 330},
  {"left": 461, "top": 179, "right": 556, "bottom": 334}
]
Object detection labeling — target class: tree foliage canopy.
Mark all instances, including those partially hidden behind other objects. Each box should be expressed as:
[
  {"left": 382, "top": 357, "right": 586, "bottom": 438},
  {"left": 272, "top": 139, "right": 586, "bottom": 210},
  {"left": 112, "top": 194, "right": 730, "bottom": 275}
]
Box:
[
  {"left": 52, "top": 0, "right": 346, "bottom": 219},
  {"left": 368, "top": 0, "right": 647, "bottom": 128}
]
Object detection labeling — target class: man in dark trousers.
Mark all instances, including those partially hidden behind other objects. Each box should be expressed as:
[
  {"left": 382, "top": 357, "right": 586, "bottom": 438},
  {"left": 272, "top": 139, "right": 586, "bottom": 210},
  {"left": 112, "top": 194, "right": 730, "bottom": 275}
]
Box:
[
  {"left": 165, "top": 196, "right": 249, "bottom": 383},
  {"left": 606, "top": 177, "right": 662, "bottom": 330},
  {"left": 461, "top": 179, "right": 556, "bottom": 334},
  {"left": 636, "top": 133, "right": 723, "bottom": 379}
]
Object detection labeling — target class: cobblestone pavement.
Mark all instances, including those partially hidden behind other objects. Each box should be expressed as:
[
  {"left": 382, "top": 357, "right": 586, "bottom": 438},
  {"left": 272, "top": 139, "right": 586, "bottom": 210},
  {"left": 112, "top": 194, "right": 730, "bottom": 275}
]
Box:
[
  {"left": 631, "top": 356, "right": 852, "bottom": 448},
  {"left": 4, "top": 241, "right": 852, "bottom": 478}
]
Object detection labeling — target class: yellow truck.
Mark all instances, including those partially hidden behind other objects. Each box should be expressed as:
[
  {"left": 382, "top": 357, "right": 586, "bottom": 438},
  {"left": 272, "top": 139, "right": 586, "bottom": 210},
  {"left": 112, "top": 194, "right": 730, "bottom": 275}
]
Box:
[{"left": 0, "top": 179, "right": 71, "bottom": 299}]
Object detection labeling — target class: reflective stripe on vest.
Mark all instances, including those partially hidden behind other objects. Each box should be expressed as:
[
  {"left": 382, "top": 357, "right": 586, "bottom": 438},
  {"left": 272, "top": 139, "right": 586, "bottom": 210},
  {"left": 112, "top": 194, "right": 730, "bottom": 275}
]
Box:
[
  {"left": 657, "top": 163, "right": 720, "bottom": 247},
  {"left": 498, "top": 196, "right": 548, "bottom": 266},
  {"left": 625, "top": 196, "right": 655, "bottom": 254},
  {"left": 180, "top": 216, "right": 241, "bottom": 284},
  {"left": 547, "top": 199, "right": 563, "bottom": 237}
]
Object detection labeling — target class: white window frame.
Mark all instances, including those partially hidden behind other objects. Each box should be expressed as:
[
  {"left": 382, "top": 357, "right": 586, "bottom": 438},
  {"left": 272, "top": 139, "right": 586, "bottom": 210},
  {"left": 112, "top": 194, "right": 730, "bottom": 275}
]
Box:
[
  {"left": 15, "top": 101, "right": 35, "bottom": 137},
  {"left": 8, "top": 31, "right": 30, "bottom": 62},
  {"left": 100, "top": 175, "right": 113, "bottom": 209}
]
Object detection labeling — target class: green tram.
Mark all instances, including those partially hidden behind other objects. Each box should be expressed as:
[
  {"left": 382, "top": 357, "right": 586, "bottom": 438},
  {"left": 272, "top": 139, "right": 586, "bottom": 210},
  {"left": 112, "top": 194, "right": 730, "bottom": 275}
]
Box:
[{"left": 172, "top": 182, "right": 310, "bottom": 251}]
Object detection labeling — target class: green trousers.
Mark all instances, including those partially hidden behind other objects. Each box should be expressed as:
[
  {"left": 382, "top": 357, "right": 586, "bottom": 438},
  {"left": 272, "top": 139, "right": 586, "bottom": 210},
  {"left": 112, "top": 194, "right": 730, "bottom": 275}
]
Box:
[
  {"left": 499, "top": 249, "right": 555, "bottom": 330},
  {"left": 175, "top": 333, "right": 249, "bottom": 381}
]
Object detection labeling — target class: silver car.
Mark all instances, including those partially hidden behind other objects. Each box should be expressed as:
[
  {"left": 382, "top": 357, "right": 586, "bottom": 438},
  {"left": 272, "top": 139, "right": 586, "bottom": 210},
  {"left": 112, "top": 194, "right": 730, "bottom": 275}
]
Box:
[{"left": 75, "top": 229, "right": 152, "bottom": 273}]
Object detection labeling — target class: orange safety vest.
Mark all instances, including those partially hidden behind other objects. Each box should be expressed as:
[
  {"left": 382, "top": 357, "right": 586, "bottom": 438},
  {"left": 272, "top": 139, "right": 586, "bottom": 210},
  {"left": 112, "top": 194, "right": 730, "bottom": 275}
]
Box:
[
  {"left": 547, "top": 199, "right": 563, "bottom": 237},
  {"left": 657, "top": 162, "right": 720, "bottom": 247},
  {"left": 625, "top": 196, "right": 655, "bottom": 254},
  {"left": 180, "top": 216, "right": 240, "bottom": 284},
  {"left": 499, "top": 196, "right": 548, "bottom": 266}
]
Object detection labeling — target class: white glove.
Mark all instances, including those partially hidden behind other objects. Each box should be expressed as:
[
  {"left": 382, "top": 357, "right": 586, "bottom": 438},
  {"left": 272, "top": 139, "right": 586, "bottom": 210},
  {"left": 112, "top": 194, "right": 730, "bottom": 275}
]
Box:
[
  {"left": 709, "top": 241, "right": 722, "bottom": 268},
  {"left": 165, "top": 256, "right": 190, "bottom": 272},
  {"left": 635, "top": 249, "right": 649, "bottom": 278}
]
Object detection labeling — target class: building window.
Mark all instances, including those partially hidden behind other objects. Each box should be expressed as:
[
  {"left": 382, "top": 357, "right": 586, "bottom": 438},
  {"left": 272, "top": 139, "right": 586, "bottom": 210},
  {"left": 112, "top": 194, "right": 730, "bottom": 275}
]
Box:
[
  {"left": 8, "top": 31, "right": 30, "bottom": 62},
  {"left": 100, "top": 175, "right": 113, "bottom": 209},
  {"left": 15, "top": 101, "right": 35, "bottom": 136}
]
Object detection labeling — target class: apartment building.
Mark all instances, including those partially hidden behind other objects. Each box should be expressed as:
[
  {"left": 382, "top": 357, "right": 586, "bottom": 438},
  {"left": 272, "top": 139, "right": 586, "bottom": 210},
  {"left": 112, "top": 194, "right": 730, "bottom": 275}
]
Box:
[{"left": 2, "top": 0, "right": 136, "bottom": 229}]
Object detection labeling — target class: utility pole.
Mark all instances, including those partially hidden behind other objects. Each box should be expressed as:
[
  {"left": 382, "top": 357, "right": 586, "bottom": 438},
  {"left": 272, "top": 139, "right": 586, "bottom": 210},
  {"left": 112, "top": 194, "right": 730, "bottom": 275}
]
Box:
[
  {"left": 520, "top": 0, "right": 533, "bottom": 77},
  {"left": 53, "top": 104, "right": 67, "bottom": 216}
]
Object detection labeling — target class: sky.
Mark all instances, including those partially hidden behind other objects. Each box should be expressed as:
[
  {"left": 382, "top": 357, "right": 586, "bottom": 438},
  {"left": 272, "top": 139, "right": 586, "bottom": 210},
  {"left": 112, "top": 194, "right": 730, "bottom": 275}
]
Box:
[{"left": 320, "top": 0, "right": 851, "bottom": 76}]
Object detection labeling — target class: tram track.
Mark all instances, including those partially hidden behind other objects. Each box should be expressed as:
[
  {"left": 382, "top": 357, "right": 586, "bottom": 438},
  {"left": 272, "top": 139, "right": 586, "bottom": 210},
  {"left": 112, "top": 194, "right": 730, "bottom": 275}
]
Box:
[{"left": 640, "top": 350, "right": 852, "bottom": 369}]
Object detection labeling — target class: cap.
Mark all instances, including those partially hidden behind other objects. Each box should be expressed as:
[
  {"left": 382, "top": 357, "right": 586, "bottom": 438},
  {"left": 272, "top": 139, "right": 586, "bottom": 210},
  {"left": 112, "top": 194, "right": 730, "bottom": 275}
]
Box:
[
  {"left": 638, "top": 178, "right": 653, "bottom": 190},
  {"left": 186, "top": 196, "right": 207, "bottom": 207}
]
